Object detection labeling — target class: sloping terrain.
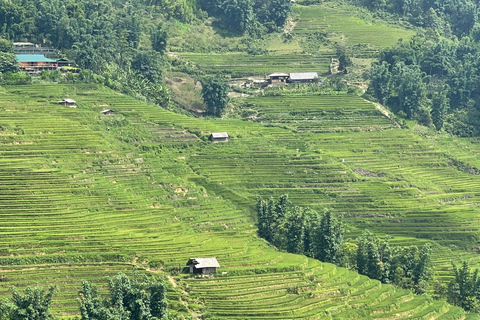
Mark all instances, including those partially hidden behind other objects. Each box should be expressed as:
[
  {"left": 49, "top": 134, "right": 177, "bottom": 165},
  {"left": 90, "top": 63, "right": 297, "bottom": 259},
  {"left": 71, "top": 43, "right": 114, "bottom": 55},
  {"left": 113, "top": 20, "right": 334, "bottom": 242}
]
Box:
[{"left": 0, "top": 84, "right": 474, "bottom": 319}]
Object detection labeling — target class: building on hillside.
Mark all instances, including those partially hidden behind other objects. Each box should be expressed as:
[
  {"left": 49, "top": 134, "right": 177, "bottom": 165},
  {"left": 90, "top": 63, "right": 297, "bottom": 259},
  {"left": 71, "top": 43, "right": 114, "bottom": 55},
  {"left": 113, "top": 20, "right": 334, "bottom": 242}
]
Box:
[
  {"left": 209, "top": 132, "right": 229, "bottom": 142},
  {"left": 14, "top": 43, "right": 55, "bottom": 56},
  {"left": 186, "top": 257, "right": 220, "bottom": 275},
  {"left": 268, "top": 73, "right": 289, "bottom": 85},
  {"left": 16, "top": 54, "right": 57, "bottom": 74},
  {"left": 57, "top": 58, "right": 73, "bottom": 68},
  {"left": 58, "top": 98, "right": 76, "bottom": 106},
  {"left": 288, "top": 72, "right": 319, "bottom": 84},
  {"left": 101, "top": 109, "right": 115, "bottom": 115}
]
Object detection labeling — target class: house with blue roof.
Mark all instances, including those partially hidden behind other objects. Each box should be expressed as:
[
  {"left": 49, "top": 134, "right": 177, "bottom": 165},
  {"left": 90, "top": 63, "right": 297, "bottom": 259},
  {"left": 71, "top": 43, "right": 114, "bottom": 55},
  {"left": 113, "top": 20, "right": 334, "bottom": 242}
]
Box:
[{"left": 16, "top": 54, "right": 57, "bottom": 73}]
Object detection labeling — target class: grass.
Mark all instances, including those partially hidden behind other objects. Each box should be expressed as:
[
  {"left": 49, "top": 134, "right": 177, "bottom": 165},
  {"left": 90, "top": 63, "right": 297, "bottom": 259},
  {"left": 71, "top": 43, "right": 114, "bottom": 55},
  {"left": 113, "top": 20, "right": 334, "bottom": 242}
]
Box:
[
  {"left": 177, "top": 52, "right": 333, "bottom": 77},
  {"left": 292, "top": 3, "right": 415, "bottom": 49},
  {"left": 0, "top": 83, "right": 476, "bottom": 319}
]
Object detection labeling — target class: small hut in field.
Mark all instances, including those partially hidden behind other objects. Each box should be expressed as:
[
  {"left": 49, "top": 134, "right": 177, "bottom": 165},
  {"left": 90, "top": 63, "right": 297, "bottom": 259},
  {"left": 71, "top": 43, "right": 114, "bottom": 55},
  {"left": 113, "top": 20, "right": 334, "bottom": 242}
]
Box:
[
  {"left": 58, "top": 98, "right": 76, "bottom": 107},
  {"left": 101, "top": 109, "right": 115, "bottom": 115},
  {"left": 186, "top": 257, "right": 220, "bottom": 275},
  {"left": 209, "top": 132, "right": 229, "bottom": 142}
]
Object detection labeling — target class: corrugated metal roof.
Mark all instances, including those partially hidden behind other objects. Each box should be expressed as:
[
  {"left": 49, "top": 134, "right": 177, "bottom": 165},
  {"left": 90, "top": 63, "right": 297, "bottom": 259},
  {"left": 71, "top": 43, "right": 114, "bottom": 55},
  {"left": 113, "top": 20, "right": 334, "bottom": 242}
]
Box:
[
  {"left": 211, "top": 132, "right": 229, "bottom": 139},
  {"left": 14, "top": 42, "right": 34, "bottom": 46},
  {"left": 289, "top": 72, "right": 318, "bottom": 80},
  {"left": 268, "top": 73, "right": 289, "bottom": 77},
  {"left": 186, "top": 257, "right": 221, "bottom": 268},
  {"left": 59, "top": 99, "right": 76, "bottom": 104},
  {"left": 16, "top": 54, "right": 56, "bottom": 63}
]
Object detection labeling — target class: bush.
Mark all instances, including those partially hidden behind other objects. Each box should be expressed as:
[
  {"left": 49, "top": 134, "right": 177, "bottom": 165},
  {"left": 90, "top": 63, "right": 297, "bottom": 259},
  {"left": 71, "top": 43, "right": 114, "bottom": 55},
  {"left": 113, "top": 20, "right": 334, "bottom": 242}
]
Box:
[{"left": 1, "top": 72, "right": 32, "bottom": 85}]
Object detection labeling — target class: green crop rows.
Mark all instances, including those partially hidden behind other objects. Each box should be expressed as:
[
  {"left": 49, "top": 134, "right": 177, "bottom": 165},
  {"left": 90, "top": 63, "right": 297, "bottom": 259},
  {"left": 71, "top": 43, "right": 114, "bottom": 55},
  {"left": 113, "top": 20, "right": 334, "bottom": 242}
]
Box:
[
  {"left": 0, "top": 84, "right": 478, "bottom": 319},
  {"left": 293, "top": 4, "right": 415, "bottom": 49},
  {"left": 178, "top": 52, "right": 332, "bottom": 76},
  {"left": 246, "top": 95, "right": 394, "bottom": 132}
]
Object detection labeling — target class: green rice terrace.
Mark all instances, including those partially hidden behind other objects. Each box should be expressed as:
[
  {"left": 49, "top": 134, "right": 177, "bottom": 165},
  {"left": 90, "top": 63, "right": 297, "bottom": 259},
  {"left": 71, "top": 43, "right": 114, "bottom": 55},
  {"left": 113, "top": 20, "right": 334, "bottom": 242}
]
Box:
[
  {"left": 1, "top": 84, "right": 480, "bottom": 319},
  {"left": 176, "top": 3, "right": 415, "bottom": 79},
  {"left": 292, "top": 4, "right": 415, "bottom": 48}
]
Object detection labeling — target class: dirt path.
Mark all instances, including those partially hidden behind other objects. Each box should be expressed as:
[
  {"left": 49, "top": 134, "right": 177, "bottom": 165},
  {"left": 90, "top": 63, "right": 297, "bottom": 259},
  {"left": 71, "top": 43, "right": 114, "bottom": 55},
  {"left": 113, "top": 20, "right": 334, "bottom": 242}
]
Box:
[{"left": 369, "top": 100, "right": 402, "bottom": 128}]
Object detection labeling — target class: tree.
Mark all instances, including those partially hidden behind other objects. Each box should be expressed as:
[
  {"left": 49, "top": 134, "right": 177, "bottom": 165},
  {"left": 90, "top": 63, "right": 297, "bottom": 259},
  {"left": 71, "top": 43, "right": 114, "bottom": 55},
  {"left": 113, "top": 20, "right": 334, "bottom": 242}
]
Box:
[
  {"left": 369, "top": 61, "right": 392, "bottom": 105},
  {"left": 393, "top": 62, "right": 429, "bottom": 120},
  {"left": 285, "top": 206, "right": 304, "bottom": 254},
  {"left": 78, "top": 273, "right": 168, "bottom": 320},
  {"left": 131, "top": 51, "right": 163, "bottom": 84},
  {"left": 431, "top": 87, "right": 449, "bottom": 130},
  {"left": 256, "top": 197, "right": 274, "bottom": 243},
  {"left": 0, "top": 38, "right": 13, "bottom": 53},
  {"left": 201, "top": 77, "right": 229, "bottom": 117},
  {"left": 0, "top": 52, "right": 19, "bottom": 73},
  {"left": 337, "top": 46, "right": 353, "bottom": 73},
  {"left": 151, "top": 24, "right": 167, "bottom": 54},
  {"left": 412, "top": 243, "right": 432, "bottom": 294},
  {"left": 315, "top": 211, "right": 344, "bottom": 264},
  {"left": 222, "top": 0, "right": 254, "bottom": 34},
  {"left": 8, "top": 286, "right": 57, "bottom": 320},
  {"left": 265, "top": 0, "right": 292, "bottom": 28}
]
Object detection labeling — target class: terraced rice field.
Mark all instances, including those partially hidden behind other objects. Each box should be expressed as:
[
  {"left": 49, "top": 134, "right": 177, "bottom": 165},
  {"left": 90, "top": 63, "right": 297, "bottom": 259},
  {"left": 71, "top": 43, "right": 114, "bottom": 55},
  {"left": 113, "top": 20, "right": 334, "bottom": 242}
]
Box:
[
  {"left": 246, "top": 94, "right": 394, "bottom": 132},
  {"left": 178, "top": 52, "right": 333, "bottom": 76},
  {"left": 293, "top": 4, "right": 415, "bottom": 49},
  {"left": 0, "top": 84, "right": 474, "bottom": 319}
]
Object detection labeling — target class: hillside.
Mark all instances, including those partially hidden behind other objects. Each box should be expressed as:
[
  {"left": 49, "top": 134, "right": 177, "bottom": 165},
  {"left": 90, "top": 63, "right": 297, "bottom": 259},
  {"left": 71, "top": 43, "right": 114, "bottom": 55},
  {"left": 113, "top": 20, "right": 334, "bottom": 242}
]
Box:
[
  {"left": 3, "top": 0, "right": 480, "bottom": 318},
  {"left": 0, "top": 83, "right": 477, "bottom": 319}
]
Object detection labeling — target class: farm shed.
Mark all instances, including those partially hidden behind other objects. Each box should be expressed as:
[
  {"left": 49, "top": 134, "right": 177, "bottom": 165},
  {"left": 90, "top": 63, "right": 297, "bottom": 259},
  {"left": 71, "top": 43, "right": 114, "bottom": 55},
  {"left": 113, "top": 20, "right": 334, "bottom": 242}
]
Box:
[
  {"left": 58, "top": 98, "right": 76, "bottom": 106},
  {"left": 186, "top": 257, "right": 220, "bottom": 275},
  {"left": 289, "top": 72, "right": 319, "bottom": 83},
  {"left": 101, "top": 109, "right": 115, "bottom": 115},
  {"left": 268, "top": 73, "right": 289, "bottom": 85},
  {"left": 209, "top": 132, "right": 229, "bottom": 142},
  {"left": 57, "top": 58, "right": 72, "bottom": 68}
]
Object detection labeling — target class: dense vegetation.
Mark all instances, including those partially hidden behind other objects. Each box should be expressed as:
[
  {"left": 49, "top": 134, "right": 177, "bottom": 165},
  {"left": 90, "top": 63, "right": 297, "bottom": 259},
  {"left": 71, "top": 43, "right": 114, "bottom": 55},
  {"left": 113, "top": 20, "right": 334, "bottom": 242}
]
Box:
[
  {"left": 0, "top": 0, "right": 172, "bottom": 103},
  {"left": 257, "top": 195, "right": 432, "bottom": 295},
  {"left": 368, "top": 33, "right": 480, "bottom": 136},
  {"left": 0, "top": 274, "right": 167, "bottom": 320}
]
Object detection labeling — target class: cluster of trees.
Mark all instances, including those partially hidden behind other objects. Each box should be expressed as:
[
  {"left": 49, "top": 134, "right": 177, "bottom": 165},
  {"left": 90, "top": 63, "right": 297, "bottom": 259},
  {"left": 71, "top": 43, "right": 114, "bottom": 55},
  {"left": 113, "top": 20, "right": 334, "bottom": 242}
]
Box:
[
  {"left": 256, "top": 195, "right": 432, "bottom": 294},
  {"left": 0, "top": 274, "right": 168, "bottom": 320},
  {"left": 0, "top": 0, "right": 169, "bottom": 105},
  {"left": 356, "top": 0, "right": 479, "bottom": 37},
  {"left": 433, "top": 261, "right": 480, "bottom": 313},
  {"left": 198, "top": 0, "right": 292, "bottom": 34},
  {"left": 368, "top": 33, "right": 480, "bottom": 136}
]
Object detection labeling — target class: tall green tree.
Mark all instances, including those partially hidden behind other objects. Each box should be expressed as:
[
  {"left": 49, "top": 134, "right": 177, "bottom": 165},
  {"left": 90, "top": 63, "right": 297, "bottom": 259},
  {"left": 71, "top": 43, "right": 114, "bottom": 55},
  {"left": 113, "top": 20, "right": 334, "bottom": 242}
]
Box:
[
  {"left": 222, "top": 0, "right": 254, "bottom": 34},
  {"left": 201, "top": 77, "right": 229, "bottom": 117},
  {"left": 285, "top": 206, "right": 305, "bottom": 254},
  {"left": 431, "top": 86, "right": 449, "bottom": 130},
  {"left": 315, "top": 211, "right": 344, "bottom": 264},
  {"left": 369, "top": 61, "right": 392, "bottom": 105},
  {"left": 150, "top": 24, "right": 167, "bottom": 54}
]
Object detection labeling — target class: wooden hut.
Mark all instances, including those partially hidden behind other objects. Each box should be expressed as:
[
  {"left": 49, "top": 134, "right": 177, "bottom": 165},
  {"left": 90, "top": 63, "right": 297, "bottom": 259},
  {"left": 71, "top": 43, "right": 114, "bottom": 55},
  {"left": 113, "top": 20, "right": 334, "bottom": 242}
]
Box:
[
  {"left": 268, "top": 73, "right": 289, "bottom": 85},
  {"left": 58, "top": 98, "right": 76, "bottom": 106},
  {"left": 101, "top": 109, "right": 115, "bottom": 115},
  {"left": 209, "top": 132, "right": 229, "bottom": 142},
  {"left": 186, "top": 257, "right": 220, "bottom": 275}
]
